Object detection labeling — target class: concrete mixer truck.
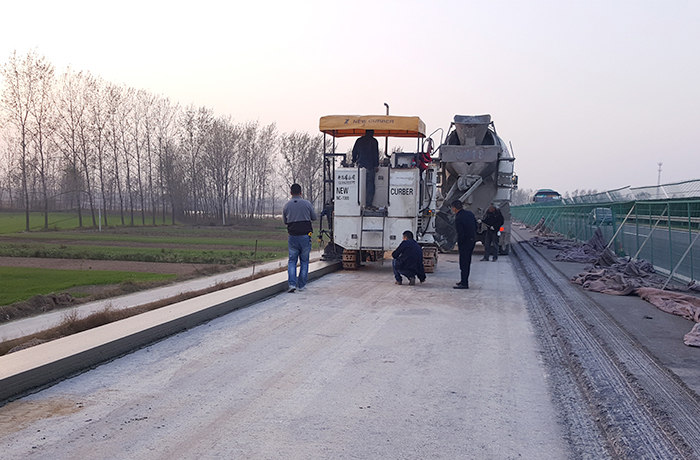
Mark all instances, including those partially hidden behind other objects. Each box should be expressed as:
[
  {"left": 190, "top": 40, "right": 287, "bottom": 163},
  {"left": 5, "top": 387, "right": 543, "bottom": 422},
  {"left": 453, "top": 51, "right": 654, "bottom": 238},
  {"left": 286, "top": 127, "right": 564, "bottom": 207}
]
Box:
[{"left": 317, "top": 114, "right": 517, "bottom": 270}]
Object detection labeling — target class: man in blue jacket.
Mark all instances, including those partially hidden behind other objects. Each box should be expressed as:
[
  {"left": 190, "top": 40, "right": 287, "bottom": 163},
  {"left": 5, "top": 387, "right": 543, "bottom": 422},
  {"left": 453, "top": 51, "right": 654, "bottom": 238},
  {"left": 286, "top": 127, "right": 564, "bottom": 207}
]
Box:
[
  {"left": 283, "top": 183, "right": 317, "bottom": 292},
  {"left": 392, "top": 230, "right": 426, "bottom": 285},
  {"left": 452, "top": 200, "right": 477, "bottom": 289}
]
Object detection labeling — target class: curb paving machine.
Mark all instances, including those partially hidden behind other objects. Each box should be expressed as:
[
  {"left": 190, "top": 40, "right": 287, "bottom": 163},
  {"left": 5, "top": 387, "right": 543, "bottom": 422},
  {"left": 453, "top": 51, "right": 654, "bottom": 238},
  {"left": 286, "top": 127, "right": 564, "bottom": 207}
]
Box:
[{"left": 317, "top": 113, "right": 517, "bottom": 271}]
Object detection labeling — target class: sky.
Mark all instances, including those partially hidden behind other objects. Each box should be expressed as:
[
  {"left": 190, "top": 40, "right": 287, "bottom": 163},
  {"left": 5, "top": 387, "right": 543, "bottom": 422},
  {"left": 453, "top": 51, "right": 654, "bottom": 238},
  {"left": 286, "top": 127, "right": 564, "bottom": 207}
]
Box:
[{"left": 1, "top": 0, "right": 698, "bottom": 195}]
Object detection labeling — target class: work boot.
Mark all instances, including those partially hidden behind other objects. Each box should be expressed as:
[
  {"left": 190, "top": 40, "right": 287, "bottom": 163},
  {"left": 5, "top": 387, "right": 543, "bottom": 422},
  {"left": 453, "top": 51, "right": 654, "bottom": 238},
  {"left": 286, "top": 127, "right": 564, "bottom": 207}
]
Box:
[{"left": 408, "top": 277, "right": 416, "bottom": 286}]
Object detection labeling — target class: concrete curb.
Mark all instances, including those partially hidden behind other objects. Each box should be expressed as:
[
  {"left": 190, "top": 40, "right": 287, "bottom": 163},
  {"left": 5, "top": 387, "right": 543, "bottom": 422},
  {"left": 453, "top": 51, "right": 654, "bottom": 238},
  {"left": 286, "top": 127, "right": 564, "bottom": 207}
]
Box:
[{"left": 0, "top": 260, "right": 341, "bottom": 404}]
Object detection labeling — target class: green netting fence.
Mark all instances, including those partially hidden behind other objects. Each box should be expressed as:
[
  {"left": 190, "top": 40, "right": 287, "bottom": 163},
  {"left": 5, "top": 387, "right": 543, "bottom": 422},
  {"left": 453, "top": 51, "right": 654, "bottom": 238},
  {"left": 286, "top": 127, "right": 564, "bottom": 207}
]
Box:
[{"left": 512, "top": 199, "right": 700, "bottom": 285}]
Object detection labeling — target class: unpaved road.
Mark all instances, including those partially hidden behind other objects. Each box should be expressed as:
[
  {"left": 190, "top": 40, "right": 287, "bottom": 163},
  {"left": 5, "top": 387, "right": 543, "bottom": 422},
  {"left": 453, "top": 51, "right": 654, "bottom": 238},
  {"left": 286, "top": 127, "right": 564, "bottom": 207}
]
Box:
[
  {"left": 0, "top": 253, "right": 570, "bottom": 459},
  {"left": 512, "top": 228, "right": 700, "bottom": 459}
]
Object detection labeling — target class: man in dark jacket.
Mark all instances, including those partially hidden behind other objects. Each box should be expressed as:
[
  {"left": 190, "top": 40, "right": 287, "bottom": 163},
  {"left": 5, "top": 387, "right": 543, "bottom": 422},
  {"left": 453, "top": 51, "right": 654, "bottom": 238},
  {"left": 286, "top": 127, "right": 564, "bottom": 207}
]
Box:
[
  {"left": 282, "top": 183, "right": 317, "bottom": 293},
  {"left": 392, "top": 230, "right": 426, "bottom": 285},
  {"left": 481, "top": 204, "right": 504, "bottom": 262},
  {"left": 452, "top": 200, "right": 477, "bottom": 289},
  {"left": 352, "top": 129, "right": 379, "bottom": 209}
]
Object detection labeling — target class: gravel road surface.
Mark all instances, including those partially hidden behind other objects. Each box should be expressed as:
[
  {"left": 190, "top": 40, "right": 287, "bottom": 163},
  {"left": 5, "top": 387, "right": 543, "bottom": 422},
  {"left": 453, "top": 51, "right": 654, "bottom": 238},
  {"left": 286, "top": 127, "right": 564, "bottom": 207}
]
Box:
[
  {"left": 0, "top": 253, "right": 569, "bottom": 459},
  {"left": 512, "top": 228, "right": 700, "bottom": 459}
]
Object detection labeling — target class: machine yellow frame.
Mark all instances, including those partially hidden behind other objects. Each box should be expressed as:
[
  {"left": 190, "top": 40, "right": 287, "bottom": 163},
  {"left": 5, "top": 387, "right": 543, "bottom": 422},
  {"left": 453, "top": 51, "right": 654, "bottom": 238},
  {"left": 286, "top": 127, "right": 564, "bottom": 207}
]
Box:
[{"left": 319, "top": 115, "right": 426, "bottom": 138}]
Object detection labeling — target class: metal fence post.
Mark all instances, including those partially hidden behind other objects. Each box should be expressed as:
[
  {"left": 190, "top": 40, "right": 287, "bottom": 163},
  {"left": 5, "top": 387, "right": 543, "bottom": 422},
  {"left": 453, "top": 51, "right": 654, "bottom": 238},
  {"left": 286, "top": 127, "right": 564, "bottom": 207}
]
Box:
[
  {"left": 633, "top": 205, "right": 667, "bottom": 260},
  {"left": 635, "top": 204, "right": 639, "bottom": 258},
  {"left": 668, "top": 201, "right": 673, "bottom": 274},
  {"left": 605, "top": 204, "right": 635, "bottom": 252},
  {"left": 662, "top": 230, "right": 700, "bottom": 290},
  {"left": 650, "top": 205, "right": 654, "bottom": 265},
  {"left": 688, "top": 202, "right": 694, "bottom": 281}
]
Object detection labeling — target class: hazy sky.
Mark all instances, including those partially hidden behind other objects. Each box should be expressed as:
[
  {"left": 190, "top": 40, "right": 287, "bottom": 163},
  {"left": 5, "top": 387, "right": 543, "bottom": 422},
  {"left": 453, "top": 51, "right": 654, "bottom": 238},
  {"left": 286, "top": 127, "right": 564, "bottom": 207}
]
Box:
[{"left": 1, "top": 0, "right": 698, "bottom": 194}]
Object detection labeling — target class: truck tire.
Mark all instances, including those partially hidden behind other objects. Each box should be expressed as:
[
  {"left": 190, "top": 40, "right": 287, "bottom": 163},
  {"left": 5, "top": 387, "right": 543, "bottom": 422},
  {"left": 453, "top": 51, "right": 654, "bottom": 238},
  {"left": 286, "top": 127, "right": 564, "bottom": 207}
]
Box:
[{"left": 499, "top": 243, "right": 510, "bottom": 256}]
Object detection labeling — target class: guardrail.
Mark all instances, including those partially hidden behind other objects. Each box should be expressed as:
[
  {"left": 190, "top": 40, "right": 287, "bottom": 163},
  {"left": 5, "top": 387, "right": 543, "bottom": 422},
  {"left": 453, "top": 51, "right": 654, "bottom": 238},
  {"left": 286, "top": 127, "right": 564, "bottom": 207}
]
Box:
[{"left": 512, "top": 199, "right": 700, "bottom": 285}]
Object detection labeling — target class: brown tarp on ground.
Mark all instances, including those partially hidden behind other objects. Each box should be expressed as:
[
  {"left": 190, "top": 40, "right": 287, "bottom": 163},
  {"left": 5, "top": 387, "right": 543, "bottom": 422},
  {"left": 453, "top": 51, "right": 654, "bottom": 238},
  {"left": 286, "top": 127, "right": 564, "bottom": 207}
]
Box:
[
  {"left": 530, "top": 228, "right": 609, "bottom": 264},
  {"left": 685, "top": 323, "right": 700, "bottom": 348},
  {"left": 637, "top": 288, "right": 700, "bottom": 347},
  {"left": 526, "top": 226, "right": 700, "bottom": 347},
  {"left": 571, "top": 258, "right": 662, "bottom": 296}
]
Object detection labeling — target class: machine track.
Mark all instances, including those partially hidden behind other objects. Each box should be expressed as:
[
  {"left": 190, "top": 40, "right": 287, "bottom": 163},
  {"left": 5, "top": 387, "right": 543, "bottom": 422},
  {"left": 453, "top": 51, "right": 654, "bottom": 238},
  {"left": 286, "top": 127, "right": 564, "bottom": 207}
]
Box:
[{"left": 511, "top": 232, "right": 700, "bottom": 459}]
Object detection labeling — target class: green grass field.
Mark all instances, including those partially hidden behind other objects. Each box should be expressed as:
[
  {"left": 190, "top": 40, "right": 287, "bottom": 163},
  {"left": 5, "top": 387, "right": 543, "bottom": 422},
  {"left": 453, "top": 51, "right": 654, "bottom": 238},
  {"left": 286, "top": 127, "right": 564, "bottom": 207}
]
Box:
[
  {"left": 0, "top": 212, "right": 294, "bottom": 264},
  {"left": 0, "top": 211, "right": 109, "bottom": 233},
  {"left": 0, "top": 211, "right": 298, "bottom": 306},
  {"left": 0, "top": 243, "right": 283, "bottom": 264},
  {"left": 0, "top": 211, "right": 207, "bottom": 233},
  {"left": 0, "top": 230, "right": 289, "bottom": 248},
  {"left": 0, "top": 211, "right": 289, "bottom": 235},
  {"left": 0, "top": 266, "right": 176, "bottom": 306}
]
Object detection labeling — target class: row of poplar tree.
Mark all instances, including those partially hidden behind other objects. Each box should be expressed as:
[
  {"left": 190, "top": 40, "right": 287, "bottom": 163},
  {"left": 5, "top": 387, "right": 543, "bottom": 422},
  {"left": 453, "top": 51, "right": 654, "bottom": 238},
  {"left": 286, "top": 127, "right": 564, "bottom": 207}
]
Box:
[{"left": 0, "top": 50, "right": 325, "bottom": 231}]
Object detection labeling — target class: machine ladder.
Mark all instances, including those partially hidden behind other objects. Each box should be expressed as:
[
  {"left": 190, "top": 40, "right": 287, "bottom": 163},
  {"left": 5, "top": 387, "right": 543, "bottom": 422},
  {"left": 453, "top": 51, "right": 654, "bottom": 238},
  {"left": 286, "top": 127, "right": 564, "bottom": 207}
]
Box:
[{"left": 343, "top": 208, "right": 387, "bottom": 269}]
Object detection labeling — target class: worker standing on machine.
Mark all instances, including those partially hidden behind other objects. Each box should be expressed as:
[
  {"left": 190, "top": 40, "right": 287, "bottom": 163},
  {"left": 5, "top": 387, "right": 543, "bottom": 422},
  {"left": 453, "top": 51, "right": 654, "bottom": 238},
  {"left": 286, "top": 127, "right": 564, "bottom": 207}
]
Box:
[
  {"left": 283, "top": 183, "right": 317, "bottom": 293},
  {"left": 480, "top": 204, "right": 504, "bottom": 262},
  {"left": 352, "top": 129, "right": 379, "bottom": 210},
  {"left": 392, "top": 230, "right": 426, "bottom": 286},
  {"left": 452, "top": 200, "right": 477, "bottom": 289}
]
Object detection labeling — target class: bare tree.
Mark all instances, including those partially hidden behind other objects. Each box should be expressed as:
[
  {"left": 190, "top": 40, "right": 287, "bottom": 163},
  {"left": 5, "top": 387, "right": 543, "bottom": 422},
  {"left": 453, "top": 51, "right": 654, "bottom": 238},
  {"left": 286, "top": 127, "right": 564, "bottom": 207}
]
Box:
[
  {"left": 202, "top": 115, "right": 238, "bottom": 224},
  {"left": 0, "top": 131, "right": 19, "bottom": 209},
  {"left": 180, "top": 105, "right": 212, "bottom": 222},
  {"left": 136, "top": 89, "right": 157, "bottom": 225},
  {"left": 154, "top": 96, "right": 180, "bottom": 224},
  {"left": 56, "top": 67, "right": 92, "bottom": 227},
  {"left": 0, "top": 50, "right": 52, "bottom": 231},
  {"left": 87, "top": 76, "right": 110, "bottom": 227},
  {"left": 236, "top": 121, "right": 278, "bottom": 219},
  {"left": 116, "top": 87, "right": 136, "bottom": 226},
  {"left": 104, "top": 84, "right": 126, "bottom": 225},
  {"left": 75, "top": 73, "right": 99, "bottom": 226},
  {"left": 27, "top": 56, "right": 56, "bottom": 229},
  {"left": 279, "top": 131, "right": 323, "bottom": 207},
  {"left": 0, "top": 52, "right": 323, "bottom": 227}
]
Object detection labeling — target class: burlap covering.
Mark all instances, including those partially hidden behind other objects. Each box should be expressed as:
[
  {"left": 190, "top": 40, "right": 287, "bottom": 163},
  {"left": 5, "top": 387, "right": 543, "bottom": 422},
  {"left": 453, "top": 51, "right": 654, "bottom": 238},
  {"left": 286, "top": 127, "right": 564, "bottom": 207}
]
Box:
[
  {"left": 526, "top": 225, "right": 700, "bottom": 347},
  {"left": 684, "top": 323, "right": 700, "bottom": 348},
  {"left": 637, "top": 288, "right": 700, "bottom": 347},
  {"left": 571, "top": 258, "right": 663, "bottom": 296},
  {"left": 531, "top": 228, "right": 608, "bottom": 264}
]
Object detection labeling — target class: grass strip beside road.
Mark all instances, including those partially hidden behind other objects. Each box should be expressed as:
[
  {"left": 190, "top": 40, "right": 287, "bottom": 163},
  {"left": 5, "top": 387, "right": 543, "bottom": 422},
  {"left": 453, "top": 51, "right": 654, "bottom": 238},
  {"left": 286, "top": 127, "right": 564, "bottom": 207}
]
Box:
[
  {"left": 0, "top": 243, "right": 283, "bottom": 264},
  {"left": 0, "top": 231, "right": 288, "bottom": 247},
  {"left": 0, "top": 266, "right": 285, "bottom": 356},
  {"left": 0, "top": 266, "right": 176, "bottom": 306}
]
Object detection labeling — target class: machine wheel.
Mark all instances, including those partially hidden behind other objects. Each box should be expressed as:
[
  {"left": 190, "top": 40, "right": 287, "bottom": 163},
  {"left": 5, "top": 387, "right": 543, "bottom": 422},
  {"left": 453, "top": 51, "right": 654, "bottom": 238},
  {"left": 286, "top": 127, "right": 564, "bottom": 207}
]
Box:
[
  {"left": 422, "top": 246, "right": 438, "bottom": 273},
  {"left": 342, "top": 249, "right": 360, "bottom": 270},
  {"left": 499, "top": 243, "right": 510, "bottom": 256}
]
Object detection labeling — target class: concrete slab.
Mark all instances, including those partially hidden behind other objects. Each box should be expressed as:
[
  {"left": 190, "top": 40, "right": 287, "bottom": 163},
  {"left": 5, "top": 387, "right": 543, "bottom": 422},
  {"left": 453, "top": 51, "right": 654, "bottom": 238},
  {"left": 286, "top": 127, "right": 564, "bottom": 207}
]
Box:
[{"left": 0, "top": 260, "right": 339, "bottom": 403}]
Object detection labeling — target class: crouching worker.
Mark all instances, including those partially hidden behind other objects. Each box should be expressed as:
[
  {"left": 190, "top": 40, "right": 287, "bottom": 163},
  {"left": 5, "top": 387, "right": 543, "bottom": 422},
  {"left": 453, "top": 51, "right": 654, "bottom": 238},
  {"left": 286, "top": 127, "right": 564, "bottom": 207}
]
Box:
[{"left": 392, "top": 230, "right": 426, "bottom": 285}]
